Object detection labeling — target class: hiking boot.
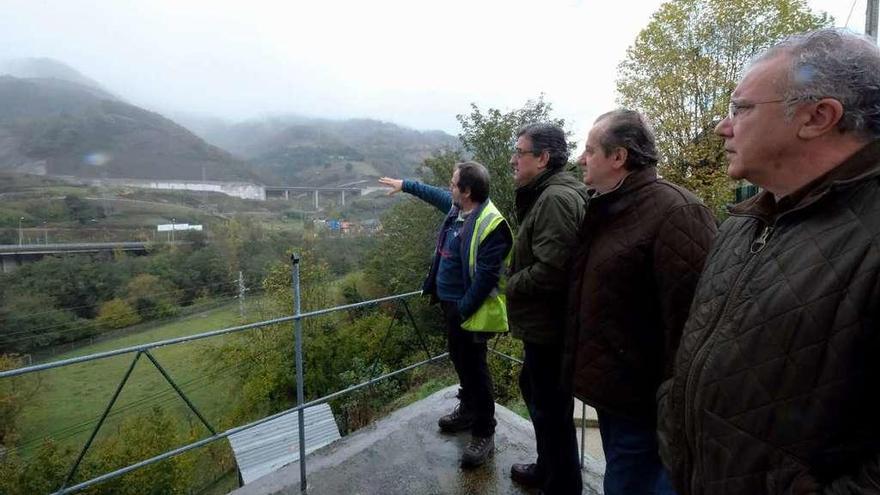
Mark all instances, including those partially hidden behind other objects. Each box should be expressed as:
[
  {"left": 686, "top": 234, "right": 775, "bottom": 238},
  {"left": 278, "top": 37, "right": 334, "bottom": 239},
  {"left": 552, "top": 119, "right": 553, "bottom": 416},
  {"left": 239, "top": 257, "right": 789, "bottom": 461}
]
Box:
[
  {"left": 438, "top": 403, "right": 474, "bottom": 433},
  {"left": 510, "top": 462, "right": 545, "bottom": 487},
  {"left": 461, "top": 435, "right": 494, "bottom": 468}
]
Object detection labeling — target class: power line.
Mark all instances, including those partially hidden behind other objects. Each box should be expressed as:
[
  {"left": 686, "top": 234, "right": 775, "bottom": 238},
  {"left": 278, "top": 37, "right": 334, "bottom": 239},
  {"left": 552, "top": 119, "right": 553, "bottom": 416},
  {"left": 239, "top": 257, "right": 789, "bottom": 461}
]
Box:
[
  {"left": 10, "top": 351, "right": 264, "bottom": 455},
  {"left": 846, "top": 0, "right": 859, "bottom": 27},
  {"left": 1, "top": 280, "right": 239, "bottom": 320},
  {"left": 0, "top": 291, "right": 253, "bottom": 341},
  {"left": 1, "top": 296, "right": 231, "bottom": 340},
  {"left": 6, "top": 301, "right": 413, "bottom": 455},
  {"left": 4, "top": 286, "right": 264, "bottom": 337}
]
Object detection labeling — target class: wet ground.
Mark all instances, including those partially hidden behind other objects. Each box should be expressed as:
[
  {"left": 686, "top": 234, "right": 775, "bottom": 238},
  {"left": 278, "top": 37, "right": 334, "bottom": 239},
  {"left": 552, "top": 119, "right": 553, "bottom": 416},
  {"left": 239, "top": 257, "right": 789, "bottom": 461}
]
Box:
[{"left": 230, "top": 385, "right": 605, "bottom": 495}]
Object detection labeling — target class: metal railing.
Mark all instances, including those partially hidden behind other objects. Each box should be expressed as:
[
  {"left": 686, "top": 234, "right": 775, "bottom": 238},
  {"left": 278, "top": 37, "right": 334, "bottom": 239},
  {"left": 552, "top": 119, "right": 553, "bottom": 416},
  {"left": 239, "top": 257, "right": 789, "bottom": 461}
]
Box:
[
  {"left": 0, "top": 254, "right": 440, "bottom": 494},
  {"left": 1, "top": 254, "right": 591, "bottom": 494}
]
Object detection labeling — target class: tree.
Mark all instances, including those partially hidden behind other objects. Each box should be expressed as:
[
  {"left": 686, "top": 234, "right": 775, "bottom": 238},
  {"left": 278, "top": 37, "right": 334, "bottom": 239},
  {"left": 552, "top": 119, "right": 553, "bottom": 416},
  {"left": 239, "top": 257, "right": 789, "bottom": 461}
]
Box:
[
  {"left": 0, "top": 354, "right": 42, "bottom": 448},
  {"left": 63, "top": 195, "right": 105, "bottom": 224},
  {"left": 79, "top": 406, "right": 192, "bottom": 495},
  {"left": 2, "top": 255, "right": 120, "bottom": 319},
  {"left": 0, "top": 293, "right": 86, "bottom": 353},
  {"left": 616, "top": 0, "right": 831, "bottom": 215},
  {"left": 123, "top": 274, "right": 179, "bottom": 320},
  {"left": 96, "top": 298, "right": 141, "bottom": 330},
  {"left": 456, "top": 95, "right": 569, "bottom": 227},
  {"left": 0, "top": 440, "right": 70, "bottom": 495}
]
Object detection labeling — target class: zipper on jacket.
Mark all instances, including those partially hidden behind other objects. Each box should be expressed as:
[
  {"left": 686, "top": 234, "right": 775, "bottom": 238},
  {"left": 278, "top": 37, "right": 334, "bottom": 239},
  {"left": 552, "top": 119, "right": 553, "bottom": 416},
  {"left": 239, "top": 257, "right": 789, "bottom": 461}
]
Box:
[
  {"left": 749, "top": 225, "right": 775, "bottom": 253},
  {"left": 682, "top": 216, "right": 771, "bottom": 494}
]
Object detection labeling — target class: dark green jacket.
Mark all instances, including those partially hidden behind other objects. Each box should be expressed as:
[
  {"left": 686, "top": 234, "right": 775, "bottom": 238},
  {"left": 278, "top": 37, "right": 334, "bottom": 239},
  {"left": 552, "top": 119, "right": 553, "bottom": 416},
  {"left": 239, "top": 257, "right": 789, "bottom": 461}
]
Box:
[
  {"left": 658, "top": 140, "right": 880, "bottom": 495},
  {"left": 507, "top": 168, "right": 589, "bottom": 344}
]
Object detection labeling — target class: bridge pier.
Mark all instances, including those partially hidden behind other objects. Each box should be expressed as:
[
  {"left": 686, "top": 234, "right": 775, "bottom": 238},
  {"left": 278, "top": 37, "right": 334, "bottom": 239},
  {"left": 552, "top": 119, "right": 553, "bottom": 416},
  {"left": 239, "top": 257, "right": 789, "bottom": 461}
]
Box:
[
  {"left": 1, "top": 255, "right": 20, "bottom": 274},
  {"left": 264, "top": 187, "right": 362, "bottom": 209}
]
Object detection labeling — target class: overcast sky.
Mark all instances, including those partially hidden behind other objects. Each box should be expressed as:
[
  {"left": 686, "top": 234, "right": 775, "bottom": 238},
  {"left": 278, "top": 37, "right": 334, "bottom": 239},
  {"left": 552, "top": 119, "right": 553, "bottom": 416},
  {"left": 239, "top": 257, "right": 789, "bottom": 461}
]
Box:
[{"left": 0, "top": 0, "right": 865, "bottom": 143}]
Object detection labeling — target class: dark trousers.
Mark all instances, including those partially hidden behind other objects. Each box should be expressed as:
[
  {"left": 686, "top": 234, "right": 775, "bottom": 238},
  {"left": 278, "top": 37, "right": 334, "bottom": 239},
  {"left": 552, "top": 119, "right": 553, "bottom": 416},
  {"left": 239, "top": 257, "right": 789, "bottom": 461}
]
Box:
[
  {"left": 597, "top": 409, "right": 677, "bottom": 495},
  {"left": 520, "top": 341, "right": 582, "bottom": 494},
  {"left": 441, "top": 301, "right": 496, "bottom": 437}
]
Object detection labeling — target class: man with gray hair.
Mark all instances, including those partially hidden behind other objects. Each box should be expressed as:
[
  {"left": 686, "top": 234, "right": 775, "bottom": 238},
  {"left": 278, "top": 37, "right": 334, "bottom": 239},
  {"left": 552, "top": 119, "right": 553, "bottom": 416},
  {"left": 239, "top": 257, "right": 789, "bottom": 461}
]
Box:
[
  {"left": 506, "top": 123, "right": 589, "bottom": 494},
  {"left": 658, "top": 28, "right": 880, "bottom": 494},
  {"left": 568, "top": 109, "right": 717, "bottom": 495}
]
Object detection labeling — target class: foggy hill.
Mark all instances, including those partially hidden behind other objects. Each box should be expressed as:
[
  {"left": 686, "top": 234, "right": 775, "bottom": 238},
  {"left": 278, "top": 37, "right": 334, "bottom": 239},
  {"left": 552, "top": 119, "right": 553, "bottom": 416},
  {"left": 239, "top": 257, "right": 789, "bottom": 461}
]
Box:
[
  {"left": 0, "top": 57, "right": 458, "bottom": 187},
  {"left": 1, "top": 57, "right": 110, "bottom": 95},
  {"left": 0, "top": 60, "right": 259, "bottom": 182},
  {"left": 182, "top": 114, "right": 460, "bottom": 186}
]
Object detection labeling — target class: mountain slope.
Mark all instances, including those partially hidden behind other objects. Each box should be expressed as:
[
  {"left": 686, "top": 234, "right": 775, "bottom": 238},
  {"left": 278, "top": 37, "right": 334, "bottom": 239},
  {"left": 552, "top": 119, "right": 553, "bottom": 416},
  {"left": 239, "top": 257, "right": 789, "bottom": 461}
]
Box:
[
  {"left": 1, "top": 57, "right": 110, "bottom": 95},
  {"left": 189, "top": 115, "right": 460, "bottom": 186},
  {"left": 0, "top": 75, "right": 258, "bottom": 182}
]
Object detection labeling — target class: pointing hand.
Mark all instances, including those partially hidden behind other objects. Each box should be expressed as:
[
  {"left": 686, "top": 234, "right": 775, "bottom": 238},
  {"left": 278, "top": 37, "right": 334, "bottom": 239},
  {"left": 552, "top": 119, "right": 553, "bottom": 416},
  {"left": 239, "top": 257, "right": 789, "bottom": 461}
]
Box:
[{"left": 378, "top": 177, "right": 404, "bottom": 196}]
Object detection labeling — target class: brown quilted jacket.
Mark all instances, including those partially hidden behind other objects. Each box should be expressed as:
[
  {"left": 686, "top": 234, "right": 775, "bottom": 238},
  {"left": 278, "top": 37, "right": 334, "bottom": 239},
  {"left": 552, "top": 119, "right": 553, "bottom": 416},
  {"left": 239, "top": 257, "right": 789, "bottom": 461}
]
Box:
[
  {"left": 658, "top": 140, "right": 880, "bottom": 495},
  {"left": 566, "top": 167, "right": 717, "bottom": 424}
]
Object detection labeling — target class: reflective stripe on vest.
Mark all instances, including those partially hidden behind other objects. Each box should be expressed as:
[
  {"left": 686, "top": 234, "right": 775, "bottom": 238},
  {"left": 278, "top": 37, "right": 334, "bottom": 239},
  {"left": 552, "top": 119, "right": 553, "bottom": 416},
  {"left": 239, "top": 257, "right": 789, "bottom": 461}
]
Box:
[{"left": 461, "top": 200, "right": 511, "bottom": 333}]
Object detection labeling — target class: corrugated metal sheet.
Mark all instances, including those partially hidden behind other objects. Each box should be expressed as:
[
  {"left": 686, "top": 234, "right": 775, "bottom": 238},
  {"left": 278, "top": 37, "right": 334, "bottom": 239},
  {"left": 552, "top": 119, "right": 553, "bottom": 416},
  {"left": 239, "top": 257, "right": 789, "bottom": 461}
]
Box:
[{"left": 228, "top": 403, "right": 341, "bottom": 484}]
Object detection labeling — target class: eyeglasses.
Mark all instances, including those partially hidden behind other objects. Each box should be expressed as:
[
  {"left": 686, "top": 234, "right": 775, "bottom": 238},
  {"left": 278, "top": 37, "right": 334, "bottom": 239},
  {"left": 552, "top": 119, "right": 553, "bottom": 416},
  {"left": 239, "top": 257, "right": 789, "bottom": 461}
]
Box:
[
  {"left": 512, "top": 148, "right": 540, "bottom": 158},
  {"left": 727, "top": 98, "right": 787, "bottom": 120}
]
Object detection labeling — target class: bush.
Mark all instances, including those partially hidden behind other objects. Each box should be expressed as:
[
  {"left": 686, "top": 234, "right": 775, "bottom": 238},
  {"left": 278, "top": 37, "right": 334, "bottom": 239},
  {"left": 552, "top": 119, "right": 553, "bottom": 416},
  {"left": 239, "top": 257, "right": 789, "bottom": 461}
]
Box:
[
  {"left": 0, "top": 440, "right": 70, "bottom": 495},
  {"left": 0, "top": 293, "right": 87, "bottom": 353},
  {"left": 96, "top": 298, "right": 141, "bottom": 330},
  {"left": 124, "top": 274, "right": 179, "bottom": 320}
]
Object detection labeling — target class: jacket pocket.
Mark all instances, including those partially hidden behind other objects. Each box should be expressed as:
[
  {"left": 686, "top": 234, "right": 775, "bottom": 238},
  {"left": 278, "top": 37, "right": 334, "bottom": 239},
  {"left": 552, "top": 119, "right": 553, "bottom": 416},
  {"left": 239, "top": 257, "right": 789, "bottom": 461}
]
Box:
[{"left": 702, "top": 410, "right": 811, "bottom": 495}]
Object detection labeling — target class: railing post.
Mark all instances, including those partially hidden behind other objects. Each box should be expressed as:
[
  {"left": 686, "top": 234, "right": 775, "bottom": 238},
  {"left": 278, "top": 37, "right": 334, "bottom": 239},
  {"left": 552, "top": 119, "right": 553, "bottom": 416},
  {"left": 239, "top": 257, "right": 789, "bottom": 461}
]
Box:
[
  {"left": 291, "top": 253, "right": 307, "bottom": 493},
  {"left": 580, "top": 400, "right": 586, "bottom": 468},
  {"left": 61, "top": 351, "right": 143, "bottom": 491}
]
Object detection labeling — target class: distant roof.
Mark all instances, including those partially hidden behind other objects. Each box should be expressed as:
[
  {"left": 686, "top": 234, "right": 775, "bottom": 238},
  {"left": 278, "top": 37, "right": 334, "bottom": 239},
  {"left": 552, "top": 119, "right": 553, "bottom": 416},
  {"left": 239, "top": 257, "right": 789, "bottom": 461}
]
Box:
[{"left": 228, "top": 403, "right": 341, "bottom": 484}]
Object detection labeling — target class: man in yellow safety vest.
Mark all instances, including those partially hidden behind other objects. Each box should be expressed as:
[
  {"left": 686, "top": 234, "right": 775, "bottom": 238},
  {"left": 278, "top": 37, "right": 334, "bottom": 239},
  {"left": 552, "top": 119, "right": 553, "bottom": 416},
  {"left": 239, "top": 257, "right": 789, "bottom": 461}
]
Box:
[{"left": 379, "top": 161, "right": 513, "bottom": 468}]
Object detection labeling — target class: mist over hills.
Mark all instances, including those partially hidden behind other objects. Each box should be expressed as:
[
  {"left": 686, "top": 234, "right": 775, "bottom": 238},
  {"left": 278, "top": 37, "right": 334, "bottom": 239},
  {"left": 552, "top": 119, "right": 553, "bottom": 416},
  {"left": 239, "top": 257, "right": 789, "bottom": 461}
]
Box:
[
  {"left": 0, "top": 58, "right": 459, "bottom": 187},
  {"left": 179, "top": 114, "right": 460, "bottom": 186},
  {"left": 0, "top": 57, "right": 110, "bottom": 95},
  {"left": 0, "top": 59, "right": 257, "bottom": 182}
]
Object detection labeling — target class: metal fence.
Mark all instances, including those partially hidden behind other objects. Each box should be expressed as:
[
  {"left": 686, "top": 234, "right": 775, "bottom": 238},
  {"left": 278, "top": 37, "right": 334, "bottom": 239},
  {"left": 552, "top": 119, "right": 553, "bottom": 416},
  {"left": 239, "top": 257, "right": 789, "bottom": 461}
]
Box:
[{"left": 0, "top": 254, "right": 588, "bottom": 494}]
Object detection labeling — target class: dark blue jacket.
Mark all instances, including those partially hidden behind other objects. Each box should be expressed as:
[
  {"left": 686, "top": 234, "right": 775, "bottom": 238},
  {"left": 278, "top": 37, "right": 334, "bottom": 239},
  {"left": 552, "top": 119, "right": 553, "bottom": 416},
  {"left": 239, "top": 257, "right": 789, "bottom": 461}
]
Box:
[{"left": 402, "top": 180, "right": 512, "bottom": 321}]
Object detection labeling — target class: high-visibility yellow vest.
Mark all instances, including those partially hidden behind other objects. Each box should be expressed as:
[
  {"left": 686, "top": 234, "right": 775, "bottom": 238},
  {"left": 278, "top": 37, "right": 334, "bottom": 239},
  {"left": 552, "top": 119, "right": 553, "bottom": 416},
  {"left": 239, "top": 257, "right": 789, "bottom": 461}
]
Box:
[{"left": 461, "top": 200, "right": 512, "bottom": 333}]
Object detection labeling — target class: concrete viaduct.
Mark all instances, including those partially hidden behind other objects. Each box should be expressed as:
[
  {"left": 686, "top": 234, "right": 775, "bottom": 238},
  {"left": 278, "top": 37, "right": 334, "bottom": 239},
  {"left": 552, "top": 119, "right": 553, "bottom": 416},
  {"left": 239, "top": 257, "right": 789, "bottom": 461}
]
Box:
[
  {"left": 72, "top": 178, "right": 369, "bottom": 209},
  {"left": 264, "top": 186, "right": 364, "bottom": 209},
  {"left": 0, "top": 242, "right": 184, "bottom": 273}
]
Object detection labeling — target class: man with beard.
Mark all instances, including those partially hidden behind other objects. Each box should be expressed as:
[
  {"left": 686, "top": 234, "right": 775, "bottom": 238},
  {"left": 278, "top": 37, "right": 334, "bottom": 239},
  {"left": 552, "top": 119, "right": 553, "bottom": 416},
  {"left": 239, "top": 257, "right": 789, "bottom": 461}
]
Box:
[{"left": 379, "top": 161, "right": 512, "bottom": 468}]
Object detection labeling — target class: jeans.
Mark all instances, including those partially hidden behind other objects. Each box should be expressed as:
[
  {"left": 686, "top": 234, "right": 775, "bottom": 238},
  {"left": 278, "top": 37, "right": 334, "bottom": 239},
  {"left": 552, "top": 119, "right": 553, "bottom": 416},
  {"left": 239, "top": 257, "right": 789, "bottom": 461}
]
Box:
[
  {"left": 597, "top": 409, "right": 677, "bottom": 495},
  {"left": 441, "top": 301, "right": 496, "bottom": 437},
  {"left": 520, "top": 341, "right": 582, "bottom": 494}
]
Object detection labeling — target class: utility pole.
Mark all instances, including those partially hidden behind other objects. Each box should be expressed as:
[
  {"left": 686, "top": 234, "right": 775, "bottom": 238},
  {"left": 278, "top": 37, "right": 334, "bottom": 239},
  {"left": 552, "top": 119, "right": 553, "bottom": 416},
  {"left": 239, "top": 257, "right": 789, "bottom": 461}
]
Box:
[
  {"left": 869, "top": 0, "right": 879, "bottom": 42},
  {"left": 238, "top": 271, "right": 247, "bottom": 318},
  {"left": 171, "top": 218, "right": 175, "bottom": 242},
  {"left": 18, "top": 217, "right": 24, "bottom": 246}
]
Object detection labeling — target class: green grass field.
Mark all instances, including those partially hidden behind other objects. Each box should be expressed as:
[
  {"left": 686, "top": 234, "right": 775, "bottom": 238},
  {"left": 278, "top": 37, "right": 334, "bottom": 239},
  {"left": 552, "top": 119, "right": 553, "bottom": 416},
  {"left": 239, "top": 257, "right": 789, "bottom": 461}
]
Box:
[{"left": 13, "top": 297, "right": 279, "bottom": 457}]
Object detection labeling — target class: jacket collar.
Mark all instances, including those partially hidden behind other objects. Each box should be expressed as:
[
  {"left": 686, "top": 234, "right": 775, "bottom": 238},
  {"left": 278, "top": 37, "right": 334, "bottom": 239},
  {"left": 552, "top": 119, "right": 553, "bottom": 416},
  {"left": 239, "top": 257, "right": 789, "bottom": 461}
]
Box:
[
  {"left": 589, "top": 166, "right": 659, "bottom": 203},
  {"left": 517, "top": 167, "right": 562, "bottom": 195},
  {"left": 515, "top": 167, "right": 565, "bottom": 219},
  {"left": 730, "top": 139, "right": 880, "bottom": 223}
]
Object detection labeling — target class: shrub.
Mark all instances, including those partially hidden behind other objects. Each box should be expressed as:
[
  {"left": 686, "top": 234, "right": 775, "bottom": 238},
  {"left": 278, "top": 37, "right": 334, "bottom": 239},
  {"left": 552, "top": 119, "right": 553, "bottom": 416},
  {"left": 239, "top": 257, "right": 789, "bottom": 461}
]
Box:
[{"left": 96, "top": 298, "right": 141, "bottom": 330}]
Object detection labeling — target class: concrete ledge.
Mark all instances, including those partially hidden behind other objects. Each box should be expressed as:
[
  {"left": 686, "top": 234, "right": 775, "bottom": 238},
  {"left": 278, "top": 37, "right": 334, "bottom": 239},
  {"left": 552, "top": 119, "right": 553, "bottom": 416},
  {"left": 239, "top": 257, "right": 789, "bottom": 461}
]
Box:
[{"left": 230, "top": 385, "right": 604, "bottom": 495}]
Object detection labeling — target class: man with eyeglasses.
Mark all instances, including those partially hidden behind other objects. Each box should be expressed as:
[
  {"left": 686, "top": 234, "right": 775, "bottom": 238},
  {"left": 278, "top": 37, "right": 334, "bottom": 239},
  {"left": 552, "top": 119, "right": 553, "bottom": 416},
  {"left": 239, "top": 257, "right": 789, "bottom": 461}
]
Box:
[
  {"left": 506, "top": 123, "right": 589, "bottom": 494},
  {"left": 657, "top": 28, "right": 880, "bottom": 495},
  {"left": 378, "top": 161, "right": 512, "bottom": 469},
  {"left": 568, "top": 109, "right": 716, "bottom": 495}
]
